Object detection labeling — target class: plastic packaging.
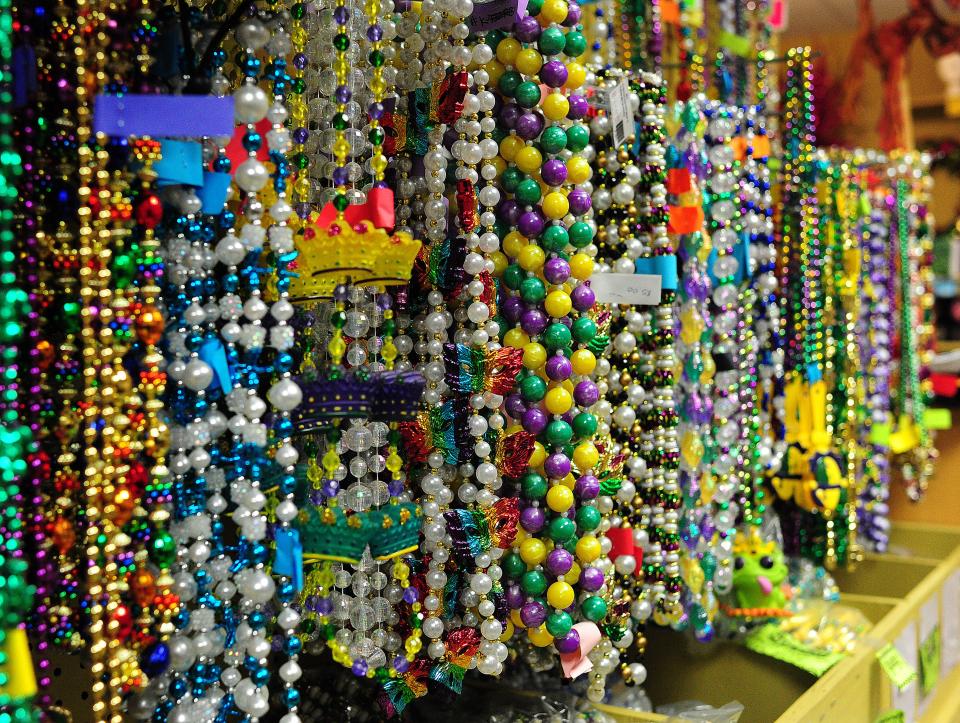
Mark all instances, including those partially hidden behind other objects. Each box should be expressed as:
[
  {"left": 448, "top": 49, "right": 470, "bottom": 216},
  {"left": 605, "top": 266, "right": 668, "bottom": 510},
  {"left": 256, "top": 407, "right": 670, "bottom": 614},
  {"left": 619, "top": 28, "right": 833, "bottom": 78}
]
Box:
[{"left": 656, "top": 700, "right": 745, "bottom": 722}]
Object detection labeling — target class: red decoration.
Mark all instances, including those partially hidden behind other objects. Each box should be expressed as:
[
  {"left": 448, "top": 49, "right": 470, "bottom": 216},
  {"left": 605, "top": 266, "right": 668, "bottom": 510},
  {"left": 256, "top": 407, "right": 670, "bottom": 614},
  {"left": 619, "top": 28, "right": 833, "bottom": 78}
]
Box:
[
  {"left": 841, "top": 0, "right": 960, "bottom": 150},
  {"left": 456, "top": 179, "right": 477, "bottom": 232},
  {"left": 930, "top": 372, "right": 959, "bottom": 397},
  {"left": 225, "top": 117, "right": 271, "bottom": 169},
  {"left": 666, "top": 168, "right": 692, "bottom": 194},
  {"left": 315, "top": 187, "right": 396, "bottom": 230},
  {"left": 136, "top": 194, "right": 163, "bottom": 229},
  {"left": 667, "top": 205, "right": 704, "bottom": 235},
  {"left": 438, "top": 70, "right": 469, "bottom": 125}
]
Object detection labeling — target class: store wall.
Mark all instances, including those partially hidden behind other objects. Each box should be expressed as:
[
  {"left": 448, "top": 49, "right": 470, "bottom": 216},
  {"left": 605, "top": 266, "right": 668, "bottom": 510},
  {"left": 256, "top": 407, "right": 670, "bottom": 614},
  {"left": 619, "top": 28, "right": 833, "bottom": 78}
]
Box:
[
  {"left": 784, "top": 26, "right": 960, "bottom": 525},
  {"left": 782, "top": 27, "right": 960, "bottom": 229}
]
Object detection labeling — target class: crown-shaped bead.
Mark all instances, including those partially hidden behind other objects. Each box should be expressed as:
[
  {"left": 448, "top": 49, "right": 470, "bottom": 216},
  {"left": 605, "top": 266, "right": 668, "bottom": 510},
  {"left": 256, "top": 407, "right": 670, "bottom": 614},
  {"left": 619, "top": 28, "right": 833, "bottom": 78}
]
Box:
[
  {"left": 732, "top": 527, "right": 777, "bottom": 557},
  {"left": 290, "top": 218, "right": 422, "bottom": 301},
  {"left": 369, "top": 501, "right": 422, "bottom": 561},
  {"left": 297, "top": 502, "right": 370, "bottom": 564}
]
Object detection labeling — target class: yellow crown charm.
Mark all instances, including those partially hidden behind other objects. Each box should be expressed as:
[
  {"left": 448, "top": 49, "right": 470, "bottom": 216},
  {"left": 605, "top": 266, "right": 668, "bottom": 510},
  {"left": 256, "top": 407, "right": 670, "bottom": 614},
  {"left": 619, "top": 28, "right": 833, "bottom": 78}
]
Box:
[
  {"left": 290, "top": 218, "right": 422, "bottom": 301},
  {"left": 732, "top": 527, "right": 777, "bottom": 557}
]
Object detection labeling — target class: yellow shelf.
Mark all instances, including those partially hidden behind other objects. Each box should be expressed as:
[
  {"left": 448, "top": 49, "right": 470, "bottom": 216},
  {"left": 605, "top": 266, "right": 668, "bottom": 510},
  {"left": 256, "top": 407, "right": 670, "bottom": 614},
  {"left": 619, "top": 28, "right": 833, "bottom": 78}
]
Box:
[{"left": 598, "top": 523, "right": 960, "bottom": 723}]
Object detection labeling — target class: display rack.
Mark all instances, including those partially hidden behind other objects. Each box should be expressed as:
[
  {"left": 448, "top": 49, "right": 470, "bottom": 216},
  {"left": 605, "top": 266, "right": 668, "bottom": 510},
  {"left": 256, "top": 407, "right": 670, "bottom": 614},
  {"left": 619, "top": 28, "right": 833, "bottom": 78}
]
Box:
[{"left": 594, "top": 522, "right": 960, "bottom": 723}]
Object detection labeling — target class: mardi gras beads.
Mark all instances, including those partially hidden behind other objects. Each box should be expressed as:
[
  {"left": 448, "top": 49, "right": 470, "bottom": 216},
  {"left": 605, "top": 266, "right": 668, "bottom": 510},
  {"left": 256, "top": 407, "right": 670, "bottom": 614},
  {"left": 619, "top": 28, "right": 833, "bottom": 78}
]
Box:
[
  {"left": 260, "top": 8, "right": 305, "bottom": 718},
  {"left": 43, "top": 0, "right": 87, "bottom": 654},
  {"left": 702, "top": 100, "right": 743, "bottom": 550},
  {"left": 494, "top": 0, "right": 606, "bottom": 681},
  {"left": 892, "top": 157, "right": 937, "bottom": 500},
  {"left": 667, "top": 96, "right": 717, "bottom": 642},
  {"left": 0, "top": 0, "right": 37, "bottom": 716},
  {"left": 15, "top": 0, "right": 62, "bottom": 700}
]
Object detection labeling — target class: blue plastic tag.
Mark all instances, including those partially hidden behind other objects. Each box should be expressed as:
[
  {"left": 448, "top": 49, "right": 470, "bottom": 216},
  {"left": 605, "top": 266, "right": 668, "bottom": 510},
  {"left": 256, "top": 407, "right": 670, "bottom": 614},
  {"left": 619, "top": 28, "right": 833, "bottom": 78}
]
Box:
[
  {"left": 94, "top": 95, "right": 235, "bottom": 137},
  {"left": 199, "top": 338, "right": 232, "bottom": 392},
  {"left": 274, "top": 528, "right": 304, "bottom": 591},
  {"left": 636, "top": 255, "right": 679, "bottom": 291},
  {"left": 155, "top": 140, "right": 203, "bottom": 186},
  {"left": 198, "top": 172, "right": 233, "bottom": 214}
]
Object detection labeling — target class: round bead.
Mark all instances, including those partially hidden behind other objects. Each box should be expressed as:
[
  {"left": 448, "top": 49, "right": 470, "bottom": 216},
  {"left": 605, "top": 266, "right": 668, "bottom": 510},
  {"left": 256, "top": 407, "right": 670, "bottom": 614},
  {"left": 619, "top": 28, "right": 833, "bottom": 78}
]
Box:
[
  {"left": 519, "top": 374, "right": 547, "bottom": 402},
  {"left": 575, "top": 504, "right": 601, "bottom": 531},
  {"left": 515, "top": 146, "right": 544, "bottom": 174},
  {"left": 496, "top": 37, "right": 521, "bottom": 64},
  {"left": 542, "top": 322, "right": 572, "bottom": 351},
  {"left": 572, "top": 441, "right": 599, "bottom": 470},
  {"left": 540, "top": 125, "right": 568, "bottom": 154},
  {"left": 544, "top": 386, "right": 573, "bottom": 415},
  {"left": 523, "top": 342, "right": 548, "bottom": 369},
  {"left": 519, "top": 537, "right": 547, "bottom": 565},
  {"left": 514, "top": 81, "right": 542, "bottom": 109},
  {"left": 499, "top": 134, "right": 524, "bottom": 161},
  {"left": 515, "top": 178, "right": 542, "bottom": 206},
  {"left": 542, "top": 93, "right": 570, "bottom": 121},
  {"left": 544, "top": 289, "right": 572, "bottom": 318},
  {"left": 538, "top": 26, "right": 566, "bottom": 55},
  {"left": 546, "top": 484, "right": 574, "bottom": 512},
  {"left": 521, "top": 569, "right": 548, "bottom": 596},
  {"left": 548, "top": 516, "right": 576, "bottom": 542},
  {"left": 564, "top": 61, "right": 587, "bottom": 89},
  {"left": 566, "top": 156, "right": 592, "bottom": 184},
  {"left": 546, "top": 581, "right": 575, "bottom": 609},
  {"left": 515, "top": 47, "right": 544, "bottom": 75},
  {"left": 570, "top": 349, "right": 596, "bottom": 375},
  {"left": 569, "top": 253, "right": 594, "bottom": 280},
  {"left": 540, "top": 0, "right": 569, "bottom": 24},
  {"left": 521, "top": 472, "right": 548, "bottom": 499},
  {"left": 581, "top": 595, "right": 608, "bottom": 622},
  {"left": 542, "top": 191, "right": 569, "bottom": 220},
  {"left": 570, "top": 411, "right": 598, "bottom": 438},
  {"left": 527, "top": 624, "right": 555, "bottom": 647},
  {"left": 575, "top": 537, "right": 602, "bottom": 565},
  {"left": 518, "top": 244, "right": 546, "bottom": 271},
  {"left": 545, "top": 611, "right": 573, "bottom": 637}
]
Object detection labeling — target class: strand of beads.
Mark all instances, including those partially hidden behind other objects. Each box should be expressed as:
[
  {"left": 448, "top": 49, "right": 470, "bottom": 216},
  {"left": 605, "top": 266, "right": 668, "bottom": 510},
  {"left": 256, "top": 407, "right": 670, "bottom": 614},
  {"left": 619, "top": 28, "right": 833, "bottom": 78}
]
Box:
[
  {"left": 630, "top": 73, "right": 681, "bottom": 627},
  {"left": 228, "top": 11, "right": 288, "bottom": 719},
  {"left": 0, "top": 0, "right": 37, "bottom": 717},
  {"left": 701, "top": 101, "right": 743, "bottom": 561},
  {"left": 743, "top": 102, "right": 778, "bottom": 499},
  {"left": 668, "top": 96, "right": 718, "bottom": 643},
  {"left": 858, "top": 190, "right": 893, "bottom": 552},
  {"left": 586, "top": 69, "right": 654, "bottom": 686},
  {"left": 151, "top": 184, "right": 224, "bottom": 722},
  {"left": 432, "top": 25, "right": 511, "bottom": 677},
  {"left": 893, "top": 172, "right": 934, "bottom": 500},
  {"left": 74, "top": 0, "right": 132, "bottom": 715},
  {"left": 288, "top": 1, "right": 311, "bottom": 221},
  {"left": 260, "top": 9, "right": 305, "bottom": 719},
  {"left": 891, "top": 155, "right": 937, "bottom": 499},
  {"left": 123, "top": 139, "right": 179, "bottom": 684},
  {"left": 493, "top": 0, "right": 607, "bottom": 681},
  {"left": 44, "top": 0, "right": 87, "bottom": 654},
  {"left": 833, "top": 156, "right": 865, "bottom": 569},
  {"left": 14, "top": 0, "right": 60, "bottom": 700}
]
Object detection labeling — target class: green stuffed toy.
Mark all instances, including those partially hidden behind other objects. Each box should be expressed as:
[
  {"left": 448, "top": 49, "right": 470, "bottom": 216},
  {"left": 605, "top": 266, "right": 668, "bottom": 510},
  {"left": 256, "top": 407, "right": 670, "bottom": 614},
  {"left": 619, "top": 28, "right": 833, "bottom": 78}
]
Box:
[{"left": 731, "top": 528, "right": 790, "bottom": 611}]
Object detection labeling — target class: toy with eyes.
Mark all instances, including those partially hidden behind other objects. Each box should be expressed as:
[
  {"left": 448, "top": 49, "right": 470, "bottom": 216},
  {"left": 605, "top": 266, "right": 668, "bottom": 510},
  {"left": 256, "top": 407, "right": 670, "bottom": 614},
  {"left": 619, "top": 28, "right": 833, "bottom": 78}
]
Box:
[{"left": 730, "top": 527, "right": 790, "bottom": 612}]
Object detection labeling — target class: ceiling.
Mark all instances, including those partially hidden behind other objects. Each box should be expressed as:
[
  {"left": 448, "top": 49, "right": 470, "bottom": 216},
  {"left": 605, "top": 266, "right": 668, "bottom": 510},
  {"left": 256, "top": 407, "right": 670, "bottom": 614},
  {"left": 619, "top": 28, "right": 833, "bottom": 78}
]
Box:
[{"left": 784, "top": 0, "right": 960, "bottom": 34}]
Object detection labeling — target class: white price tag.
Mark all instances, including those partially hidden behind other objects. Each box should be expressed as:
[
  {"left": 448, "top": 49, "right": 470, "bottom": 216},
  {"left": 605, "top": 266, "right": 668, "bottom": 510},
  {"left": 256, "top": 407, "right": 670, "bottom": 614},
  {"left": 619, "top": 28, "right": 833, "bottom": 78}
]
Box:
[
  {"left": 892, "top": 622, "right": 919, "bottom": 723},
  {"left": 590, "top": 273, "right": 661, "bottom": 306},
  {"left": 942, "top": 569, "right": 960, "bottom": 676},
  {"left": 608, "top": 77, "right": 631, "bottom": 148}
]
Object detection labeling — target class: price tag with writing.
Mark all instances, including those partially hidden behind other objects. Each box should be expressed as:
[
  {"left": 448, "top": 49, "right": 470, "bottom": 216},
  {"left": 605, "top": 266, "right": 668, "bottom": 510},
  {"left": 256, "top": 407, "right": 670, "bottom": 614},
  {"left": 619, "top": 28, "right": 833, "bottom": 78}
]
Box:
[
  {"left": 878, "top": 643, "right": 918, "bottom": 690},
  {"left": 608, "top": 77, "right": 631, "bottom": 148},
  {"left": 874, "top": 711, "right": 905, "bottom": 723},
  {"left": 920, "top": 625, "right": 941, "bottom": 695},
  {"left": 589, "top": 273, "right": 661, "bottom": 306}
]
